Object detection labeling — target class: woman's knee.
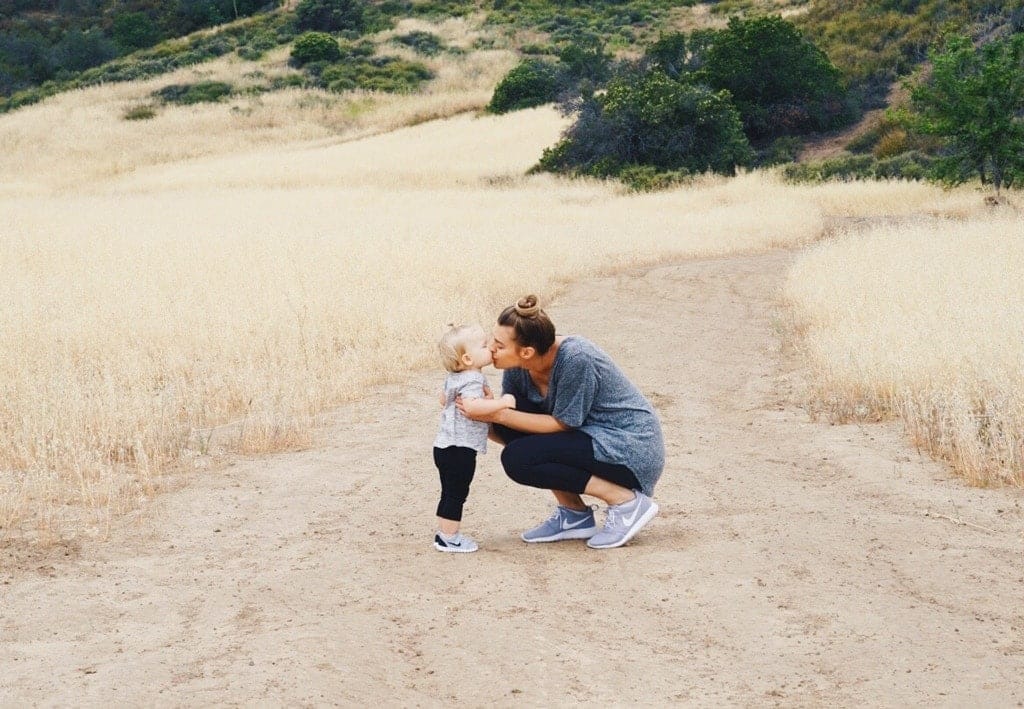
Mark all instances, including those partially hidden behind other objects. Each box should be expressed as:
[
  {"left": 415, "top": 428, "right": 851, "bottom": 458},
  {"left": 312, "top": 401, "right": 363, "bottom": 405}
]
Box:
[{"left": 500, "top": 439, "right": 533, "bottom": 485}]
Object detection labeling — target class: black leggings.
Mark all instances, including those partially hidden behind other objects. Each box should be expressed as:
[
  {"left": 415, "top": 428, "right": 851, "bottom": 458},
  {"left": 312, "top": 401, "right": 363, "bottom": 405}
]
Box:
[
  {"left": 433, "top": 446, "right": 476, "bottom": 521},
  {"left": 493, "top": 423, "right": 639, "bottom": 495}
]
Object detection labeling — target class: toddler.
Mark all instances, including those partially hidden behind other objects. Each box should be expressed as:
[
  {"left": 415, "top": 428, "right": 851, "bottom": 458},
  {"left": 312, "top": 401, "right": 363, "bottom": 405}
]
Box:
[{"left": 433, "top": 324, "right": 515, "bottom": 552}]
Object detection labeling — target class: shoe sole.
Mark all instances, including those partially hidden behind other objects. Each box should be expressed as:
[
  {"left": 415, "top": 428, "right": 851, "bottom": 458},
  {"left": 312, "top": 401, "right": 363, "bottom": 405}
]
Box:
[
  {"left": 586, "top": 501, "right": 659, "bottom": 549},
  {"left": 521, "top": 526, "right": 598, "bottom": 543},
  {"left": 434, "top": 542, "right": 478, "bottom": 553}
]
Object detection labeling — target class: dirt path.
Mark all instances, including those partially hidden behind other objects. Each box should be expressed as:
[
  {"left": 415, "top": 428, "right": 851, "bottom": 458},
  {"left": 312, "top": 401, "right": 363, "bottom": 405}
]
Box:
[{"left": 3, "top": 250, "right": 1022, "bottom": 705}]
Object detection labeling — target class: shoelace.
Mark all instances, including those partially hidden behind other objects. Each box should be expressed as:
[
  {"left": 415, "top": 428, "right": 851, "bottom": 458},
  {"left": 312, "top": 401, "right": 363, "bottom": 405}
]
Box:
[{"left": 604, "top": 505, "right": 624, "bottom": 530}]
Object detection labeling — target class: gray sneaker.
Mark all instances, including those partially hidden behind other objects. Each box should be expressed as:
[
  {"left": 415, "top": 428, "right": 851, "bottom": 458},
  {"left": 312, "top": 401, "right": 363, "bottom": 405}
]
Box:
[
  {"left": 434, "top": 532, "right": 478, "bottom": 553},
  {"left": 586, "top": 492, "right": 659, "bottom": 549},
  {"left": 521, "top": 505, "right": 598, "bottom": 543}
]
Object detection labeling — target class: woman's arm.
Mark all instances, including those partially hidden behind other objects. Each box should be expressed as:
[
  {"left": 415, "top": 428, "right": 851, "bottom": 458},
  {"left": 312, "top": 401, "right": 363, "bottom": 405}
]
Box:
[
  {"left": 467, "top": 405, "right": 570, "bottom": 434},
  {"left": 460, "top": 393, "right": 515, "bottom": 418}
]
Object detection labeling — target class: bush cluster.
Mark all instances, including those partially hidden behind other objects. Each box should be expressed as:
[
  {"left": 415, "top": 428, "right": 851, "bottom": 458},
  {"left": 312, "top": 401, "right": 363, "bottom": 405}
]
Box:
[
  {"left": 292, "top": 38, "right": 433, "bottom": 94},
  {"left": 154, "top": 80, "right": 234, "bottom": 105},
  {"left": 515, "top": 15, "right": 850, "bottom": 188},
  {"left": 536, "top": 72, "right": 752, "bottom": 180},
  {"left": 782, "top": 151, "right": 933, "bottom": 183},
  {"left": 487, "top": 58, "right": 561, "bottom": 113},
  {"left": 291, "top": 32, "right": 343, "bottom": 65},
  {"left": 390, "top": 31, "right": 446, "bottom": 56},
  {"left": 0, "top": 0, "right": 272, "bottom": 98},
  {"left": 318, "top": 56, "right": 432, "bottom": 92}
]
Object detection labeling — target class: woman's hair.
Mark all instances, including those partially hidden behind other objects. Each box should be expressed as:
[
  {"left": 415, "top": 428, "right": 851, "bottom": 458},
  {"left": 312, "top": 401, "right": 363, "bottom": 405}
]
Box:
[
  {"left": 497, "top": 294, "right": 556, "bottom": 355},
  {"left": 438, "top": 323, "right": 484, "bottom": 373}
]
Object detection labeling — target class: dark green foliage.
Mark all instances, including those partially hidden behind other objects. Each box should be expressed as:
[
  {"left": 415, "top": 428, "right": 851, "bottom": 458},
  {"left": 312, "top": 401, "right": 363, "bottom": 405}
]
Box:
[
  {"left": 154, "top": 79, "right": 233, "bottom": 104},
  {"left": 644, "top": 31, "right": 688, "bottom": 79},
  {"left": 616, "top": 164, "right": 689, "bottom": 191},
  {"left": 487, "top": 58, "right": 560, "bottom": 113},
  {"left": 909, "top": 33, "right": 1024, "bottom": 192},
  {"left": 51, "top": 29, "right": 118, "bottom": 74},
  {"left": 295, "top": 40, "right": 430, "bottom": 93},
  {"left": 537, "top": 71, "right": 752, "bottom": 180},
  {"left": 236, "top": 28, "right": 281, "bottom": 60},
  {"left": 295, "top": 0, "right": 367, "bottom": 33},
  {"left": 112, "top": 12, "right": 161, "bottom": 51},
  {"left": 486, "top": 0, "right": 696, "bottom": 49},
  {"left": 782, "top": 150, "right": 932, "bottom": 182},
  {"left": 391, "top": 30, "right": 445, "bottom": 56},
  {"left": 758, "top": 136, "right": 803, "bottom": 167},
  {"left": 123, "top": 103, "right": 157, "bottom": 120},
  {"left": 291, "top": 31, "right": 342, "bottom": 65},
  {"left": 695, "top": 15, "right": 851, "bottom": 141},
  {"left": 318, "top": 56, "right": 432, "bottom": 92},
  {"left": 557, "top": 36, "right": 611, "bottom": 83}
]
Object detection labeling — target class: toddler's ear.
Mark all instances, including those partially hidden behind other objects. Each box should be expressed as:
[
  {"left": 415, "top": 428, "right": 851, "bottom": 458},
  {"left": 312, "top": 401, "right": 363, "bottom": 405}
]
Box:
[{"left": 460, "top": 352, "right": 474, "bottom": 368}]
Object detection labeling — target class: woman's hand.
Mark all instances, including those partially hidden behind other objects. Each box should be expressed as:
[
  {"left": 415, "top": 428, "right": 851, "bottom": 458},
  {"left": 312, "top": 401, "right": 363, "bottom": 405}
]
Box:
[{"left": 456, "top": 394, "right": 511, "bottom": 422}]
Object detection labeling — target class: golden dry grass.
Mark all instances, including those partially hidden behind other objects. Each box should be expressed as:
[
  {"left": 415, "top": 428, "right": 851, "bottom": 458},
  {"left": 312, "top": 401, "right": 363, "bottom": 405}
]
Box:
[
  {"left": 783, "top": 210, "right": 1024, "bottom": 486},
  {"left": 0, "top": 15, "right": 1010, "bottom": 542}
]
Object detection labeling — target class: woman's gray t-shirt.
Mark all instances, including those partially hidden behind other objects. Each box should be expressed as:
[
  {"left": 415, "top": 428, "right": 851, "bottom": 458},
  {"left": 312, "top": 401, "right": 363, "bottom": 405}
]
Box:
[{"left": 500, "top": 336, "right": 665, "bottom": 496}]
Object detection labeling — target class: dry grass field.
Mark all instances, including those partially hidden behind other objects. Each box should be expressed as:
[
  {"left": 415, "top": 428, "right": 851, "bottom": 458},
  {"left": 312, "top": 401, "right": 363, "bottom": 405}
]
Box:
[
  {"left": 0, "top": 14, "right": 1014, "bottom": 545},
  {"left": 784, "top": 214, "right": 1024, "bottom": 486}
]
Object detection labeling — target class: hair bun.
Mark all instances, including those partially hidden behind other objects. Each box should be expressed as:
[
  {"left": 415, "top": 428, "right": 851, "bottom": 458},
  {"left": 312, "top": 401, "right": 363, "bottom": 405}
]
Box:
[{"left": 514, "top": 294, "right": 541, "bottom": 317}]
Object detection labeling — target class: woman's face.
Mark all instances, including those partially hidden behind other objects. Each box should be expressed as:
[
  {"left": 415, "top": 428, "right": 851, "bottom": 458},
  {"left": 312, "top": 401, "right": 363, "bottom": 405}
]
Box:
[{"left": 489, "top": 325, "right": 522, "bottom": 370}]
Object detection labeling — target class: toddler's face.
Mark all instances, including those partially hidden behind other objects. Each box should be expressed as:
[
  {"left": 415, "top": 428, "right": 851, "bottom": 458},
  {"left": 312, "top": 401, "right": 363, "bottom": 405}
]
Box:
[{"left": 464, "top": 336, "right": 493, "bottom": 369}]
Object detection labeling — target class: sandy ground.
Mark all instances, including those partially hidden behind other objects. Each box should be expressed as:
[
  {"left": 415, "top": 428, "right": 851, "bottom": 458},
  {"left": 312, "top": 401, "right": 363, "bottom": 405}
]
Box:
[{"left": 3, "top": 249, "right": 1023, "bottom": 706}]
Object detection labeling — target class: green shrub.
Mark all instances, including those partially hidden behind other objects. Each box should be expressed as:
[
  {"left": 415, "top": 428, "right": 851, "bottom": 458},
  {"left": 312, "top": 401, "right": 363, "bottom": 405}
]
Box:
[
  {"left": 695, "top": 15, "right": 851, "bottom": 141},
  {"left": 296, "top": 0, "right": 367, "bottom": 33},
  {"left": 112, "top": 12, "right": 162, "bottom": 51},
  {"left": 237, "top": 29, "right": 281, "bottom": 60},
  {"left": 617, "top": 164, "right": 689, "bottom": 191},
  {"left": 487, "top": 59, "right": 560, "bottom": 113},
  {"left": 291, "top": 31, "right": 342, "bottom": 65},
  {"left": 154, "top": 80, "right": 233, "bottom": 105},
  {"left": 123, "top": 104, "right": 157, "bottom": 120},
  {"left": 319, "top": 56, "right": 432, "bottom": 93},
  {"left": 391, "top": 30, "right": 445, "bottom": 56},
  {"left": 537, "top": 71, "right": 753, "bottom": 178},
  {"left": 557, "top": 37, "right": 611, "bottom": 83},
  {"left": 758, "top": 136, "right": 803, "bottom": 167},
  {"left": 780, "top": 152, "right": 933, "bottom": 183}
]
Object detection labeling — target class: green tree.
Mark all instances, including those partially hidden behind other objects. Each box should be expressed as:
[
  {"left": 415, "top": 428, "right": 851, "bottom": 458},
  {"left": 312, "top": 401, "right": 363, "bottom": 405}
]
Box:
[
  {"left": 696, "top": 15, "right": 849, "bottom": 141},
  {"left": 909, "top": 33, "right": 1024, "bottom": 193},
  {"left": 295, "top": 0, "right": 367, "bottom": 33},
  {"left": 487, "top": 59, "right": 560, "bottom": 114},
  {"left": 538, "top": 71, "right": 752, "bottom": 178},
  {"left": 112, "top": 12, "right": 161, "bottom": 51},
  {"left": 290, "top": 31, "right": 341, "bottom": 65}
]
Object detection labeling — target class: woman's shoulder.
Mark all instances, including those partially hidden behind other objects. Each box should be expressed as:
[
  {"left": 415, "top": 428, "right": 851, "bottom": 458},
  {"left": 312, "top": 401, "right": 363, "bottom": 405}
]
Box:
[{"left": 557, "top": 335, "right": 603, "bottom": 362}]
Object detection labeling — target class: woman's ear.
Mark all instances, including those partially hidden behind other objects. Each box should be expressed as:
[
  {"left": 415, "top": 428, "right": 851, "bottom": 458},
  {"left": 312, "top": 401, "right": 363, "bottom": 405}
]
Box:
[{"left": 518, "top": 346, "right": 537, "bottom": 361}]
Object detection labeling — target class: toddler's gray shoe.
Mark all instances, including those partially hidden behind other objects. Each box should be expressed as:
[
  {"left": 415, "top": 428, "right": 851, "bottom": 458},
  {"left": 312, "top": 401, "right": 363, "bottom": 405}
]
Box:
[
  {"left": 434, "top": 532, "right": 478, "bottom": 553},
  {"left": 521, "top": 505, "right": 598, "bottom": 543},
  {"left": 586, "top": 492, "right": 658, "bottom": 549}
]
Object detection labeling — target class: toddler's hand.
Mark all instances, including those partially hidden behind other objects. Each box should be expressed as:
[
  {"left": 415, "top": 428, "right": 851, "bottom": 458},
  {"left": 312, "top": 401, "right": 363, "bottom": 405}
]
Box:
[{"left": 501, "top": 393, "right": 516, "bottom": 409}]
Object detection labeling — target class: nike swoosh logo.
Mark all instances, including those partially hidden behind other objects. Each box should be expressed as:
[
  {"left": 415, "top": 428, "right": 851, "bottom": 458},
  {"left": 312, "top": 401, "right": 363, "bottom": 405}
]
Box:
[
  {"left": 621, "top": 500, "right": 643, "bottom": 526},
  {"left": 560, "top": 517, "right": 590, "bottom": 530}
]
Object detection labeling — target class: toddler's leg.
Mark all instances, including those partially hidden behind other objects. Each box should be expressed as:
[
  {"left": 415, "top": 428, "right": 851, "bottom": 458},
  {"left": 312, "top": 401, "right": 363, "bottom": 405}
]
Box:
[{"left": 432, "top": 446, "right": 478, "bottom": 552}]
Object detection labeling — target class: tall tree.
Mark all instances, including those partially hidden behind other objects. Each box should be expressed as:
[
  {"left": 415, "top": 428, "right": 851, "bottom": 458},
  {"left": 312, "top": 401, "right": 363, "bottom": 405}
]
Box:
[{"left": 910, "top": 33, "right": 1024, "bottom": 193}]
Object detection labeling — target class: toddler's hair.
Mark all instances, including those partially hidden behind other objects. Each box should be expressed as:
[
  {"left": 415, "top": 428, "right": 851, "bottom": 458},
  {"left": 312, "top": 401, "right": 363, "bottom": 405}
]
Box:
[{"left": 438, "top": 323, "right": 485, "bottom": 373}]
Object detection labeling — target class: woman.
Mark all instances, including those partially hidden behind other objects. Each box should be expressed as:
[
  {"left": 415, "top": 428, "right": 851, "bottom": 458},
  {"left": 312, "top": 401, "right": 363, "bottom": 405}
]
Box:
[{"left": 459, "top": 294, "right": 664, "bottom": 549}]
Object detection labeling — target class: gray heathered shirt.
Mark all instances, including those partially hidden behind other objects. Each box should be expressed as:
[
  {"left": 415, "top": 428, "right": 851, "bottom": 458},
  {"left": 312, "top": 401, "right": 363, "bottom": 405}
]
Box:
[
  {"left": 434, "top": 369, "right": 489, "bottom": 453},
  {"left": 501, "top": 336, "right": 665, "bottom": 496}
]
